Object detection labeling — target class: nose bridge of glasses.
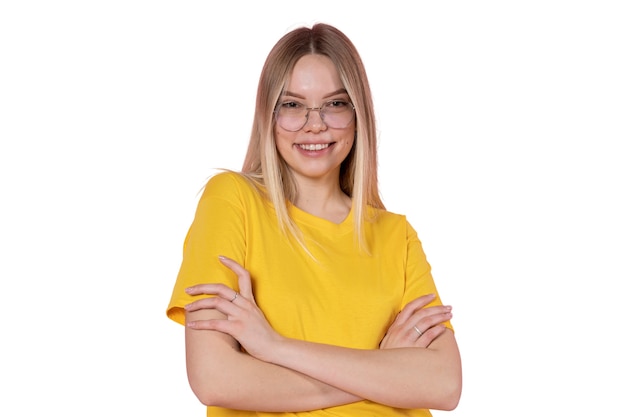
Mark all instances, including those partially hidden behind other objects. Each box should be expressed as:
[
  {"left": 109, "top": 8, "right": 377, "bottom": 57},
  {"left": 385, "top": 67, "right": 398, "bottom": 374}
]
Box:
[
  {"left": 304, "top": 105, "right": 326, "bottom": 123},
  {"left": 305, "top": 105, "right": 324, "bottom": 114}
]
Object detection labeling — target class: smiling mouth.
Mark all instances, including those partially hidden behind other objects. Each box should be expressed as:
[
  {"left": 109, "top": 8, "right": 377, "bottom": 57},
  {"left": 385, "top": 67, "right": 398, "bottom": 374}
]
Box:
[{"left": 297, "top": 143, "right": 332, "bottom": 151}]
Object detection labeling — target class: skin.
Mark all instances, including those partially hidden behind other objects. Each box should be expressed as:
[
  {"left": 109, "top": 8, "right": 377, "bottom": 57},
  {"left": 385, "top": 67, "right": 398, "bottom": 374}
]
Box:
[
  {"left": 275, "top": 54, "right": 355, "bottom": 222},
  {"left": 183, "top": 54, "right": 462, "bottom": 411}
]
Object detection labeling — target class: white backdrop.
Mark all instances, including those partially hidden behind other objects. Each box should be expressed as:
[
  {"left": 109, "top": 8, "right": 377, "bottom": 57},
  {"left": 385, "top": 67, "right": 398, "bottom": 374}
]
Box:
[{"left": 1, "top": 1, "right": 625, "bottom": 416}]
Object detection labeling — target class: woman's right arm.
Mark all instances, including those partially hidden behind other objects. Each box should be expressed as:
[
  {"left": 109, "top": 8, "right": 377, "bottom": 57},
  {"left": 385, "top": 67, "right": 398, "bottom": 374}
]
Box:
[
  {"left": 178, "top": 174, "right": 359, "bottom": 411},
  {"left": 185, "top": 308, "right": 361, "bottom": 412}
]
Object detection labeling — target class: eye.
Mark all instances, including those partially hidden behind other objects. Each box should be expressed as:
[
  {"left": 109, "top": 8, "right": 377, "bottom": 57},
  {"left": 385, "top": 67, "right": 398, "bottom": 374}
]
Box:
[
  {"left": 279, "top": 101, "right": 303, "bottom": 111},
  {"left": 326, "top": 100, "right": 350, "bottom": 109},
  {"left": 324, "top": 100, "right": 352, "bottom": 114}
]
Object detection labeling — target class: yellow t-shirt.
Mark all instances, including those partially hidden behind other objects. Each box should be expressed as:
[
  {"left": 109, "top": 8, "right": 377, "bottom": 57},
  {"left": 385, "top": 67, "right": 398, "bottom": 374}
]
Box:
[{"left": 167, "top": 171, "right": 451, "bottom": 416}]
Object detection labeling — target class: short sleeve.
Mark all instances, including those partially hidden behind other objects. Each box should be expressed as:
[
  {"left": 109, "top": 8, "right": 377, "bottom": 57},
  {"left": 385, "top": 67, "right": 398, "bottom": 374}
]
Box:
[
  {"left": 166, "top": 172, "right": 249, "bottom": 325},
  {"left": 403, "top": 221, "right": 453, "bottom": 331}
]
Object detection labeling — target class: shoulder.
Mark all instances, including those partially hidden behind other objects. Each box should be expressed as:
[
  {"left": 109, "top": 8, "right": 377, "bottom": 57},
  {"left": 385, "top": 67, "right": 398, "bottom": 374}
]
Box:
[
  {"left": 202, "top": 170, "right": 260, "bottom": 198},
  {"left": 199, "top": 170, "right": 268, "bottom": 214},
  {"left": 368, "top": 206, "right": 419, "bottom": 238},
  {"left": 368, "top": 206, "right": 407, "bottom": 225},
  {"left": 204, "top": 170, "right": 249, "bottom": 190}
]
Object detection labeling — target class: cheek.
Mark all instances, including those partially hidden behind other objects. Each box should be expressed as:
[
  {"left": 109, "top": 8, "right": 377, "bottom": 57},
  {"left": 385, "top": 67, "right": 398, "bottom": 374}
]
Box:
[
  {"left": 273, "top": 129, "right": 287, "bottom": 148},
  {"left": 342, "top": 132, "right": 355, "bottom": 148},
  {"left": 274, "top": 131, "right": 296, "bottom": 159}
]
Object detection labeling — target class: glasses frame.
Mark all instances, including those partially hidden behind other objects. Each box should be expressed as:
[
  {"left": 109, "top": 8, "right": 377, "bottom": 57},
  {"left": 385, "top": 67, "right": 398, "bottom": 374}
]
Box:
[{"left": 274, "top": 100, "right": 355, "bottom": 132}]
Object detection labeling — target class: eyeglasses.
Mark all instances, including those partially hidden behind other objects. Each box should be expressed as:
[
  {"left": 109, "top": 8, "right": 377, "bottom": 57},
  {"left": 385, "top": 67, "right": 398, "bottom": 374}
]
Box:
[{"left": 275, "top": 99, "right": 355, "bottom": 132}]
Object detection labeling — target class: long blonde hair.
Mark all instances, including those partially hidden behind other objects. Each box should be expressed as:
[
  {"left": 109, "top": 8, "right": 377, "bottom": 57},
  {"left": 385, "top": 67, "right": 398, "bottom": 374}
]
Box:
[{"left": 241, "top": 23, "right": 384, "bottom": 252}]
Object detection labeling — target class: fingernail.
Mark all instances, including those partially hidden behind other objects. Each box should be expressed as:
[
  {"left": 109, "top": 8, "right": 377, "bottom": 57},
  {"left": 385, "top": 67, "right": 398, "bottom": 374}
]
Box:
[{"left": 218, "top": 255, "right": 226, "bottom": 261}]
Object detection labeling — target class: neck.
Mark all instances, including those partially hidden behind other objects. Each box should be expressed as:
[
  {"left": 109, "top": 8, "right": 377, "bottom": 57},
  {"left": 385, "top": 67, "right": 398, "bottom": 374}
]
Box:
[{"left": 291, "top": 175, "right": 351, "bottom": 224}]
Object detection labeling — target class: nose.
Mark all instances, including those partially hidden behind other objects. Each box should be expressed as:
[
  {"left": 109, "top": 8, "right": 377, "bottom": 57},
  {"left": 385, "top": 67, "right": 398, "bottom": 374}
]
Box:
[{"left": 303, "top": 107, "right": 327, "bottom": 132}]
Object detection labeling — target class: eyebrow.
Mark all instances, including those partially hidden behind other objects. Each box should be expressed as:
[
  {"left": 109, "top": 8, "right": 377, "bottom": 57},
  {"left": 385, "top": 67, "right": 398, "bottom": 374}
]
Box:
[{"left": 282, "top": 88, "right": 348, "bottom": 100}]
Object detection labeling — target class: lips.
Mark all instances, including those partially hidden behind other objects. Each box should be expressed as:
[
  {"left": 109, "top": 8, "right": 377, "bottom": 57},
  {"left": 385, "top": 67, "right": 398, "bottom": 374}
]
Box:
[{"left": 297, "top": 143, "right": 332, "bottom": 151}]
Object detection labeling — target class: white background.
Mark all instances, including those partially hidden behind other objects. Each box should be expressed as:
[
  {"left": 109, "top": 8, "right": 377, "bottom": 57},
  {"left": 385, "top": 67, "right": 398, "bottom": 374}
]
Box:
[{"left": 1, "top": 1, "right": 625, "bottom": 416}]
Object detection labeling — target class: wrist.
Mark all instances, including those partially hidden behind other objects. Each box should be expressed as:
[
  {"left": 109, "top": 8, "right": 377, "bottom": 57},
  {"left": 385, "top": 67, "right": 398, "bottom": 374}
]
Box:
[{"left": 264, "top": 334, "right": 295, "bottom": 366}]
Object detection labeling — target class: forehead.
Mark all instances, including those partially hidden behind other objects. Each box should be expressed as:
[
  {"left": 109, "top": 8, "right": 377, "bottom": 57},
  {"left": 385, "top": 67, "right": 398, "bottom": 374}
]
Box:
[{"left": 285, "top": 54, "right": 344, "bottom": 95}]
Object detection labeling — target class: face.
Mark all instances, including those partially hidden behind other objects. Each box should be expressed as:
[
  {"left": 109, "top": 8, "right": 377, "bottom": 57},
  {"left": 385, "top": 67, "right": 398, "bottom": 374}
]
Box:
[{"left": 274, "top": 54, "right": 355, "bottom": 186}]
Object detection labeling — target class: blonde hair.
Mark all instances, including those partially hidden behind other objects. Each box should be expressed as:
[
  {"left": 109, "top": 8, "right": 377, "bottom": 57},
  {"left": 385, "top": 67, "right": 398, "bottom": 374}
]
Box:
[{"left": 241, "top": 23, "right": 384, "bottom": 252}]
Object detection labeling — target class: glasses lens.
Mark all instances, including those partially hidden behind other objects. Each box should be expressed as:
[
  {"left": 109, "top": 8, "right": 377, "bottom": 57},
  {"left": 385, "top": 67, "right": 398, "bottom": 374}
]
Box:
[
  {"left": 320, "top": 100, "right": 354, "bottom": 129},
  {"left": 276, "top": 100, "right": 354, "bottom": 131},
  {"left": 276, "top": 101, "right": 306, "bottom": 131}
]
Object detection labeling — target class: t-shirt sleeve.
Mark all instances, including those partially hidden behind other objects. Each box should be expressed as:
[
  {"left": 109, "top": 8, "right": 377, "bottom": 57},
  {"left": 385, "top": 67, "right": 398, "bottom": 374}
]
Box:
[
  {"left": 403, "top": 220, "right": 454, "bottom": 331},
  {"left": 166, "top": 172, "right": 248, "bottom": 325}
]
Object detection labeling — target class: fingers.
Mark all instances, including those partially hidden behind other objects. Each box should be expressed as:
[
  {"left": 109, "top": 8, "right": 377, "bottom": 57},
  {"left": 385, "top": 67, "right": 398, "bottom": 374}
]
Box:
[
  {"left": 393, "top": 294, "right": 451, "bottom": 331},
  {"left": 394, "top": 294, "right": 436, "bottom": 325},
  {"left": 413, "top": 325, "right": 448, "bottom": 348},
  {"left": 410, "top": 306, "right": 452, "bottom": 349},
  {"left": 218, "top": 256, "right": 255, "bottom": 303},
  {"left": 184, "top": 256, "right": 255, "bottom": 328},
  {"left": 380, "top": 294, "right": 453, "bottom": 349},
  {"left": 184, "top": 283, "right": 242, "bottom": 319},
  {"left": 184, "top": 255, "right": 255, "bottom": 302},
  {"left": 413, "top": 305, "right": 453, "bottom": 334},
  {"left": 184, "top": 294, "right": 239, "bottom": 315},
  {"left": 185, "top": 282, "right": 235, "bottom": 298}
]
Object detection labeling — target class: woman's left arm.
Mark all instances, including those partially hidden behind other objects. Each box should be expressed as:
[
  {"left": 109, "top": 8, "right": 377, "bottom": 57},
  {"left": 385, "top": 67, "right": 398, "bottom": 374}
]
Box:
[
  {"left": 186, "top": 256, "right": 462, "bottom": 410},
  {"left": 267, "top": 327, "right": 461, "bottom": 410}
]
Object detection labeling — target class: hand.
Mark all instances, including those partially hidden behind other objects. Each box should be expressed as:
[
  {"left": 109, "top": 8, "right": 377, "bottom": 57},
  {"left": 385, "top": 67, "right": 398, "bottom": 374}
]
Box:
[
  {"left": 184, "top": 256, "right": 284, "bottom": 362},
  {"left": 379, "top": 294, "right": 452, "bottom": 349}
]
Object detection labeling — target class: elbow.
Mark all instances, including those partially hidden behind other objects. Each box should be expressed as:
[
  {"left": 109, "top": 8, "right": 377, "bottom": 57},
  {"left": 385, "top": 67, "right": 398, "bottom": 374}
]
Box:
[
  {"left": 190, "top": 385, "right": 214, "bottom": 407},
  {"left": 188, "top": 369, "right": 228, "bottom": 407},
  {"left": 425, "top": 330, "right": 462, "bottom": 411},
  {"left": 431, "top": 370, "right": 462, "bottom": 411},
  {"left": 195, "top": 393, "right": 224, "bottom": 408},
  {"left": 188, "top": 372, "right": 212, "bottom": 406},
  {"left": 437, "top": 379, "right": 462, "bottom": 411},
  {"left": 189, "top": 381, "right": 227, "bottom": 408},
  {"left": 399, "top": 370, "right": 462, "bottom": 410}
]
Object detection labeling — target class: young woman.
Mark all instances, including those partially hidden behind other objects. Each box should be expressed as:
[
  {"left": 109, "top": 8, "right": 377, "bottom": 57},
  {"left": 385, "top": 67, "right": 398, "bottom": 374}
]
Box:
[{"left": 167, "top": 23, "right": 462, "bottom": 416}]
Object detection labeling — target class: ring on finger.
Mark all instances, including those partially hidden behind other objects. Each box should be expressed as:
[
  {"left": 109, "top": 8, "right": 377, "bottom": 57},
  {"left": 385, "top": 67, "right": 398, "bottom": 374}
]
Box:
[
  {"left": 413, "top": 326, "right": 423, "bottom": 337},
  {"left": 230, "top": 292, "right": 239, "bottom": 302}
]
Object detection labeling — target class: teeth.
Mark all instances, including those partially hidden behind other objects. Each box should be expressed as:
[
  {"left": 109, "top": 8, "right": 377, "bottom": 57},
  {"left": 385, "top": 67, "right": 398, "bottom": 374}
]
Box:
[{"left": 298, "top": 143, "right": 330, "bottom": 151}]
